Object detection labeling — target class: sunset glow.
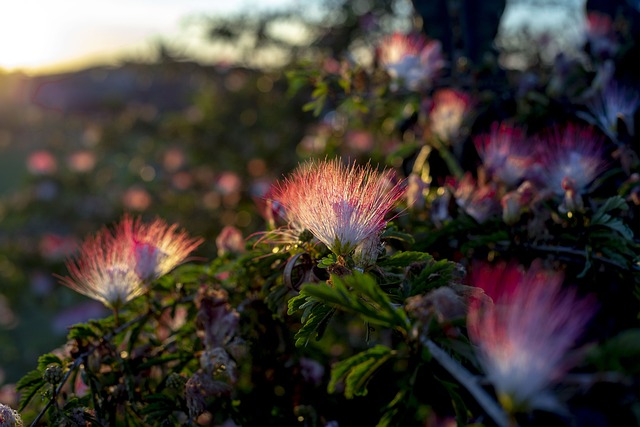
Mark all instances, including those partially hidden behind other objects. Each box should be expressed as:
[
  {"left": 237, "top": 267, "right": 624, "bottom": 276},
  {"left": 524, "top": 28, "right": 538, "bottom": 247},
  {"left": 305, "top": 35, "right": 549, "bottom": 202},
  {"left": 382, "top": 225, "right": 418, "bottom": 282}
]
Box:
[{"left": 0, "top": 0, "right": 295, "bottom": 74}]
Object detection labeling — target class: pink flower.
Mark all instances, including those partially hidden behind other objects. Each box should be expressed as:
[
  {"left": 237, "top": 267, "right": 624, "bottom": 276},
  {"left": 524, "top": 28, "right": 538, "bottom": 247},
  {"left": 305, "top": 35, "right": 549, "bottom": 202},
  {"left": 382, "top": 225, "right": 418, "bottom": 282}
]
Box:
[
  {"left": 452, "top": 173, "right": 500, "bottom": 223},
  {"left": 534, "top": 124, "right": 607, "bottom": 197},
  {"left": 585, "top": 11, "right": 618, "bottom": 58},
  {"left": 26, "top": 150, "right": 57, "bottom": 175},
  {"left": 272, "top": 158, "right": 406, "bottom": 256},
  {"left": 119, "top": 214, "right": 203, "bottom": 282},
  {"left": 0, "top": 403, "right": 22, "bottom": 427},
  {"left": 429, "top": 89, "right": 473, "bottom": 144},
  {"left": 467, "top": 261, "right": 595, "bottom": 412},
  {"left": 57, "top": 215, "right": 203, "bottom": 309},
  {"left": 57, "top": 224, "right": 145, "bottom": 310},
  {"left": 216, "top": 225, "right": 245, "bottom": 256},
  {"left": 377, "top": 32, "right": 445, "bottom": 91},
  {"left": 474, "top": 123, "right": 534, "bottom": 187},
  {"left": 67, "top": 150, "right": 96, "bottom": 173},
  {"left": 122, "top": 187, "right": 152, "bottom": 211},
  {"left": 586, "top": 80, "right": 640, "bottom": 139}
]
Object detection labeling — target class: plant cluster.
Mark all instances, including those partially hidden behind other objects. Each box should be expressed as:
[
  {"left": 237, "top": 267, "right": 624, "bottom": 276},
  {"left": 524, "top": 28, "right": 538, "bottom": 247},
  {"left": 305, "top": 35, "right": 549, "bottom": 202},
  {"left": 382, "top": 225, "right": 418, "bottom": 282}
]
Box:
[{"left": 3, "top": 3, "right": 640, "bottom": 427}]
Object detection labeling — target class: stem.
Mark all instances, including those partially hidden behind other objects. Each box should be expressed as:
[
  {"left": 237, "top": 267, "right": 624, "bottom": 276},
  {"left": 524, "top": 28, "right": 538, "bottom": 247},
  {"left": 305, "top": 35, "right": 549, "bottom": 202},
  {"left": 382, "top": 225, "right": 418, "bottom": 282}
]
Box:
[
  {"left": 29, "top": 296, "right": 194, "bottom": 426},
  {"left": 421, "top": 337, "right": 509, "bottom": 427},
  {"left": 436, "top": 146, "right": 464, "bottom": 179},
  {"left": 525, "top": 244, "right": 628, "bottom": 270},
  {"left": 412, "top": 145, "right": 432, "bottom": 180},
  {"left": 30, "top": 358, "right": 84, "bottom": 426}
]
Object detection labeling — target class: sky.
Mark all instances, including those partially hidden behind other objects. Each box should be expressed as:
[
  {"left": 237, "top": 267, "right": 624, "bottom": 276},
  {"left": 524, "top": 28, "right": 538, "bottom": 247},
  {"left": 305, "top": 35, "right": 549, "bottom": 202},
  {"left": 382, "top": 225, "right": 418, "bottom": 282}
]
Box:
[
  {"left": 0, "top": 0, "right": 586, "bottom": 75},
  {"left": 0, "top": 0, "right": 298, "bottom": 74}
]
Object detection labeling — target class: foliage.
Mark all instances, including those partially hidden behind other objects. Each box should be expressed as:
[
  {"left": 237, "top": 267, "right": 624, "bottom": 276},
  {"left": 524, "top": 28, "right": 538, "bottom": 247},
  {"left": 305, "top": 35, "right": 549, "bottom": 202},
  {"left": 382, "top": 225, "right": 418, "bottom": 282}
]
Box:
[{"left": 2, "top": 1, "right": 640, "bottom": 426}]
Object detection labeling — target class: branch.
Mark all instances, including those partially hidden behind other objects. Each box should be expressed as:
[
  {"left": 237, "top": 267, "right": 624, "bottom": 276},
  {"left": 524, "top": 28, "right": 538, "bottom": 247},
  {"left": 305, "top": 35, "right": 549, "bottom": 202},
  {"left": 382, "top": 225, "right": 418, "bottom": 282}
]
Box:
[
  {"left": 29, "top": 296, "right": 194, "bottom": 426},
  {"left": 421, "top": 337, "right": 509, "bottom": 427}
]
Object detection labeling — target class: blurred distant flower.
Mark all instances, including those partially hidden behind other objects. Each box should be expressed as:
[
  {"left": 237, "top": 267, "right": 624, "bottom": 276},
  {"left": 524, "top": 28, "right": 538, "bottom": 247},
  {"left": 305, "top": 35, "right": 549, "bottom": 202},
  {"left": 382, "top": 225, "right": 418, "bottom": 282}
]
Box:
[
  {"left": 26, "top": 150, "right": 57, "bottom": 175},
  {"left": 534, "top": 124, "right": 607, "bottom": 202},
  {"left": 56, "top": 224, "right": 144, "bottom": 310},
  {"left": 0, "top": 403, "right": 22, "bottom": 427},
  {"left": 171, "top": 171, "right": 194, "bottom": 191},
  {"left": 272, "top": 158, "right": 405, "bottom": 256},
  {"left": 428, "top": 89, "right": 473, "bottom": 144},
  {"left": 584, "top": 11, "right": 618, "bottom": 58},
  {"left": 216, "top": 225, "right": 245, "bottom": 257},
  {"left": 467, "top": 261, "right": 595, "bottom": 413},
  {"left": 500, "top": 181, "right": 537, "bottom": 225},
  {"left": 0, "top": 385, "right": 18, "bottom": 410},
  {"left": 0, "top": 295, "right": 16, "bottom": 329},
  {"left": 122, "top": 187, "right": 152, "bottom": 211},
  {"left": 377, "top": 32, "right": 445, "bottom": 91},
  {"left": 120, "top": 214, "right": 203, "bottom": 282},
  {"left": 405, "top": 173, "right": 430, "bottom": 210},
  {"left": 39, "top": 233, "right": 78, "bottom": 261},
  {"left": 300, "top": 357, "right": 325, "bottom": 386},
  {"left": 163, "top": 147, "right": 186, "bottom": 172},
  {"left": 34, "top": 180, "right": 59, "bottom": 201},
  {"left": 345, "top": 130, "right": 374, "bottom": 153},
  {"left": 67, "top": 150, "right": 96, "bottom": 173},
  {"left": 452, "top": 173, "right": 499, "bottom": 223},
  {"left": 474, "top": 123, "right": 533, "bottom": 187},
  {"left": 586, "top": 80, "right": 640, "bottom": 140},
  {"left": 216, "top": 172, "right": 242, "bottom": 195}
]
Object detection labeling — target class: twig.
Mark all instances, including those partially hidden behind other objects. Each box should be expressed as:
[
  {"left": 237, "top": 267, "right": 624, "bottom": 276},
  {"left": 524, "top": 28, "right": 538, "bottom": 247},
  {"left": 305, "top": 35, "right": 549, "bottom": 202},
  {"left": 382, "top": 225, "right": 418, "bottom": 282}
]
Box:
[
  {"left": 525, "top": 244, "right": 628, "bottom": 270},
  {"left": 29, "top": 296, "right": 194, "bottom": 426},
  {"left": 30, "top": 357, "right": 84, "bottom": 426},
  {"left": 421, "top": 337, "right": 509, "bottom": 427}
]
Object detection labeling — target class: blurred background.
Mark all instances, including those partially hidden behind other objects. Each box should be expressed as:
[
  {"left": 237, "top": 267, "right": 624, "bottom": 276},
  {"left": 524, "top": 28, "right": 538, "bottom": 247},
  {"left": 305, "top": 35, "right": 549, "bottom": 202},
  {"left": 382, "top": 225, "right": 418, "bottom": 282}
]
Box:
[{"left": 0, "top": 0, "right": 619, "bottom": 400}]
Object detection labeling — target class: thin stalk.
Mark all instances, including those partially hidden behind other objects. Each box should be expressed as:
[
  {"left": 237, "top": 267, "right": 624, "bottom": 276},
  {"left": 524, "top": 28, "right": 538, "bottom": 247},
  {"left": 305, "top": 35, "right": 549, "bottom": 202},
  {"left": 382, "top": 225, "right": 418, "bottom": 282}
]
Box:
[
  {"left": 29, "top": 296, "right": 194, "bottom": 427},
  {"left": 421, "top": 337, "right": 509, "bottom": 427},
  {"left": 436, "top": 146, "right": 464, "bottom": 179}
]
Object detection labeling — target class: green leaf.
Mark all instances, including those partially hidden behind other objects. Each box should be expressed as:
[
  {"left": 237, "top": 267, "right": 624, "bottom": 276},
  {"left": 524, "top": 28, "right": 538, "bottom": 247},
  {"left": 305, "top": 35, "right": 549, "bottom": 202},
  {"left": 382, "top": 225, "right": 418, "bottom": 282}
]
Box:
[
  {"left": 435, "top": 376, "right": 469, "bottom": 426},
  {"left": 67, "top": 322, "right": 100, "bottom": 341},
  {"left": 37, "top": 353, "right": 63, "bottom": 371},
  {"left": 376, "top": 389, "right": 409, "bottom": 427},
  {"left": 16, "top": 369, "right": 47, "bottom": 411},
  {"left": 137, "top": 354, "right": 183, "bottom": 370},
  {"left": 410, "top": 258, "right": 462, "bottom": 296},
  {"left": 377, "top": 251, "right": 434, "bottom": 269},
  {"left": 380, "top": 228, "right": 416, "bottom": 245},
  {"left": 591, "top": 196, "right": 634, "bottom": 240},
  {"left": 288, "top": 296, "right": 336, "bottom": 347},
  {"left": 328, "top": 345, "right": 394, "bottom": 399},
  {"left": 141, "top": 394, "right": 177, "bottom": 416},
  {"left": 299, "top": 272, "right": 410, "bottom": 332},
  {"left": 460, "top": 231, "right": 509, "bottom": 253},
  {"left": 318, "top": 253, "right": 338, "bottom": 269},
  {"left": 587, "top": 329, "right": 640, "bottom": 375}
]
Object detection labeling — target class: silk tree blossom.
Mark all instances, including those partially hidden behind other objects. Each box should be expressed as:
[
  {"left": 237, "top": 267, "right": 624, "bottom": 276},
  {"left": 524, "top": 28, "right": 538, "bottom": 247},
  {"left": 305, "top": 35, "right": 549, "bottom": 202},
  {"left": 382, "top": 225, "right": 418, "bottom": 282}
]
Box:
[
  {"left": 255, "top": 185, "right": 310, "bottom": 246},
  {"left": 586, "top": 80, "right": 640, "bottom": 140},
  {"left": 0, "top": 403, "right": 22, "bottom": 427},
  {"left": 474, "top": 123, "right": 534, "bottom": 188},
  {"left": 584, "top": 11, "right": 619, "bottom": 59},
  {"left": 57, "top": 224, "right": 145, "bottom": 310},
  {"left": 429, "top": 89, "right": 473, "bottom": 144},
  {"left": 377, "top": 32, "right": 445, "bottom": 91},
  {"left": 451, "top": 173, "right": 500, "bottom": 223},
  {"left": 534, "top": 124, "right": 607, "bottom": 202},
  {"left": 119, "top": 214, "right": 204, "bottom": 282},
  {"left": 272, "top": 159, "right": 406, "bottom": 256},
  {"left": 467, "top": 261, "right": 596, "bottom": 413}
]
